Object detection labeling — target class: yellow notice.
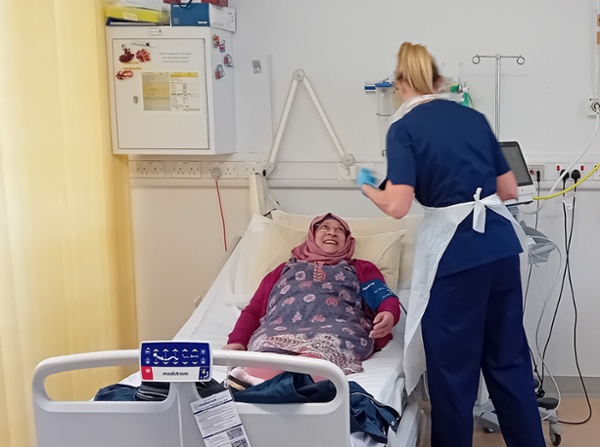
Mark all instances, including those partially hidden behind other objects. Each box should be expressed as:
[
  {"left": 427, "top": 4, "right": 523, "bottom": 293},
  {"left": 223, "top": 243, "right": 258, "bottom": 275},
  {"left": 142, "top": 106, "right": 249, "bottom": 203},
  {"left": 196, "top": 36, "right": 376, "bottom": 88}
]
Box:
[
  {"left": 142, "top": 72, "right": 170, "bottom": 111},
  {"left": 141, "top": 72, "right": 202, "bottom": 112}
]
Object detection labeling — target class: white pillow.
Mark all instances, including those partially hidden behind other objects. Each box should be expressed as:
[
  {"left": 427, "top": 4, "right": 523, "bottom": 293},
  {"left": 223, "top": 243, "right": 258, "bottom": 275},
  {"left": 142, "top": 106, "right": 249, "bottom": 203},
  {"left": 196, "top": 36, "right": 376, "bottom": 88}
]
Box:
[
  {"left": 232, "top": 215, "right": 405, "bottom": 308},
  {"left": 271, "top": 210, "right": 406, "bottom": 236},
  {"left": 271, "top": 210, "right": 422, "bottom": 289}
]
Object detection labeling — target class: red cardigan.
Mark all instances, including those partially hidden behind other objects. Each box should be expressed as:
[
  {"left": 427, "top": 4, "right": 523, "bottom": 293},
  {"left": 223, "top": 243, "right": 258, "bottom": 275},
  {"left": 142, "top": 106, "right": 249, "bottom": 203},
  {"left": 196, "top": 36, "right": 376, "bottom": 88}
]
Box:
[{"left": 227, "top": 259, "right": 401, "bottom": 351}]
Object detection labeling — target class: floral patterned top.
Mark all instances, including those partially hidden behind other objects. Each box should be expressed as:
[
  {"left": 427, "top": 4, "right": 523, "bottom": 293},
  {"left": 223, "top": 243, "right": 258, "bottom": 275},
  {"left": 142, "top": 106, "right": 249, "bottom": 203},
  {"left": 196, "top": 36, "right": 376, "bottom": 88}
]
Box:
[{"left": 228, "top": 258, "right": 401, "bottom": 374}]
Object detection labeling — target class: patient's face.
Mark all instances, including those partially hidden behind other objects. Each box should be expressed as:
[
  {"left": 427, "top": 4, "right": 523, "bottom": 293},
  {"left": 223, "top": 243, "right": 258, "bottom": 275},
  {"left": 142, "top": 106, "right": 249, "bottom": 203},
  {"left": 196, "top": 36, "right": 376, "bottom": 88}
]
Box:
[{"left": 314, "top": 218, "right": 347, "bottom": 255}]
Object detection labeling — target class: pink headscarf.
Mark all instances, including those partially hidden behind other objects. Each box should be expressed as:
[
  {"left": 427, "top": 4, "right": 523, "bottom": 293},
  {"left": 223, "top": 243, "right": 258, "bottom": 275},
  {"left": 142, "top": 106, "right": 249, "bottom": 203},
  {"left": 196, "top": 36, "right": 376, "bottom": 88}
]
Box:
[{"left": 291, "top": 213, "right": 355, "bottom": 264}]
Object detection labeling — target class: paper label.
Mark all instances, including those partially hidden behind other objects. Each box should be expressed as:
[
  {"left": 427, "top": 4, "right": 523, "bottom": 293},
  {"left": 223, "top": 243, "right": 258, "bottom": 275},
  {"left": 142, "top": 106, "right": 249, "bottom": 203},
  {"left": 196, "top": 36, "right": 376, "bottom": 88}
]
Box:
[{"left": 191, "top": 390, "right": 252, "bottom": 447}]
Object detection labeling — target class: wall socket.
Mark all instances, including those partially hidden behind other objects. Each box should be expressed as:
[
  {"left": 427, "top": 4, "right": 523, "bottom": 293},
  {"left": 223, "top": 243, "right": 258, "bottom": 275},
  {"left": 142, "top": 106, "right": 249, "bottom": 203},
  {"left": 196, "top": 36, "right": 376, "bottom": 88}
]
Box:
[
  {"left": 135, "top": 161, "right": 165, "bottom": 178},
  {"left": 527, "top": 164, "right": 545, "bottom": 181},
  {"left": 171, "top": 161, "right": 201, "bottom": 178},
  {"left": 204, "top": 162, "right": 238, "bottom": 179},
  {"left": 239, "top": 162, "right": 265, "bottom": 179}
]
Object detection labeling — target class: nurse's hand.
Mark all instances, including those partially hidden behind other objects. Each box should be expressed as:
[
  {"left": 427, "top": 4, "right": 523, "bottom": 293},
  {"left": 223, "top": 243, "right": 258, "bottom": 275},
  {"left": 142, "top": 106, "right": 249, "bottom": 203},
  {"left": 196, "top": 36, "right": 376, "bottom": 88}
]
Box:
[
  {"left": 369, "top": 311, "right": 394, "bottom": 339},
  {"left": 222, "top": 343, "right": 246, "bottom": 351}
]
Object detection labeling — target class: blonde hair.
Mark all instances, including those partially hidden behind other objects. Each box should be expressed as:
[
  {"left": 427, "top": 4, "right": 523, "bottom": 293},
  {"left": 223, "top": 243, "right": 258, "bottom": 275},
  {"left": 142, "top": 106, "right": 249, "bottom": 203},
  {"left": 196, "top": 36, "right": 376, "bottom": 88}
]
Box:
[{"left": 395, "top": 42, "right": 438, "bottom": 95}]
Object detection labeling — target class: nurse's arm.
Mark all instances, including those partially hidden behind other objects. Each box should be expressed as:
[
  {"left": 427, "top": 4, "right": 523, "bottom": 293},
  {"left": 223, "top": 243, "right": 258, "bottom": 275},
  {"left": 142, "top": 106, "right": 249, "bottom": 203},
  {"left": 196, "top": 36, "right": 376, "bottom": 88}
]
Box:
[
  {"left": 496, "top": 171, "right": 518, "bottom": 201},
  {"left": 362, "top": 181, "right": 414, "bottom": 219}
]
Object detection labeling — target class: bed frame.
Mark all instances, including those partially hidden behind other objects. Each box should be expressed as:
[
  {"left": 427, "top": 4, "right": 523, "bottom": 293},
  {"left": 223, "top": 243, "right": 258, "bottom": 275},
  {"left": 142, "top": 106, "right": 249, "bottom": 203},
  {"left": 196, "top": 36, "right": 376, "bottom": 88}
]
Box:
[
  {"left": 33, "top": 348, "right": 421, "bottom": 447},
  {"left": 32, "top": 206, "right": 424, "bottom": 447}
]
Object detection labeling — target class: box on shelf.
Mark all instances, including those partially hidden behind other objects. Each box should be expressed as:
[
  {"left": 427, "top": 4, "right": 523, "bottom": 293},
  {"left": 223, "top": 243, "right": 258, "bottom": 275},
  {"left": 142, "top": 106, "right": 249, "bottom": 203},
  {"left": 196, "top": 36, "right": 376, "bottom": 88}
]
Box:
[
  {"left": 105, "top": 4, "right": 169, "bottom": 24},
  {"left": 164, "top": 0, "right": 228, "bottom": 6},
  {"left": 170, "top": 3, "right": 235, "bottom": 31}
]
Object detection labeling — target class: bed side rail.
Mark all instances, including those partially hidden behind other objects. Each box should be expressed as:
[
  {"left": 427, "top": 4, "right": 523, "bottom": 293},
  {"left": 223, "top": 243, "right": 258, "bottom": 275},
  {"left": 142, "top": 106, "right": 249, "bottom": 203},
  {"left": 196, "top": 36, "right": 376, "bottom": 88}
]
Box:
[{"left": 33, "top": 349, "right": 351, "bottom": 447}]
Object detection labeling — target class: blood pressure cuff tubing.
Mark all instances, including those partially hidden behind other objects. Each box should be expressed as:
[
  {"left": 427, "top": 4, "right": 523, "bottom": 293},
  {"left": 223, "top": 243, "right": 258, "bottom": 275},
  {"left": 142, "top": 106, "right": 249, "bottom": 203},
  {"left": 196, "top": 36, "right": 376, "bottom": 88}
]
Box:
[{"left": 360, "top": 279, "right": 396, "bottom": 311}]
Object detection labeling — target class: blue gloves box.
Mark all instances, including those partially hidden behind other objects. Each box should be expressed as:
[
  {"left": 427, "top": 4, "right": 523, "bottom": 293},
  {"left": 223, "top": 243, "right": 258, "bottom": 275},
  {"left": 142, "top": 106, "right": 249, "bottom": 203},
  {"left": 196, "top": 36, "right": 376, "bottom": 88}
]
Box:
[{"left": 171, "top": 3, "right": 236, "bottom": 31}]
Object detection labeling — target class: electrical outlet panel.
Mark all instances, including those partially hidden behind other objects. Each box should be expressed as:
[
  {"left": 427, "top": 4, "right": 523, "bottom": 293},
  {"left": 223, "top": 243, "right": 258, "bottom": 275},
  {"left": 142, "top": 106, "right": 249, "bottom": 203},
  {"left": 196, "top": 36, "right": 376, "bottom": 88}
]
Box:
[
  {"left": 204, "top": 162, "right": 238, "bottom": 179},
  {"left": 134, "top": 161, "right": 165, "bottom": 178},
  {"left": 527, "top": 164, "right": 545, "bottom": 181},
  {"left": 171, "top": 161, "right": 202, "bottom": 178},
  {"left": 239, "top": 162, "right": 265, "bottom": 179},
  {"left": 552, "top": 164, "right": 567, "bottom": 180}
]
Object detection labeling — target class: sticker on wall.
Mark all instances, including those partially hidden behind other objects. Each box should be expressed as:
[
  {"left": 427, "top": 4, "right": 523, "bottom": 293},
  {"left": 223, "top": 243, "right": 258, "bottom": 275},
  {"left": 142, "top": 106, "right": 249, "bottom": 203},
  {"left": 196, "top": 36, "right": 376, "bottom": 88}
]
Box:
[
  {"left": 119, "top": 45, "right": 135, "bottom": 63},
  {"left": 218, "top": 40, "right": 226, "bottom": 53},
  {"left": 135, "top": 48, "right": 151, "bottom": 62},
  {"left": 224, "top": 54, "right": 233, "bottom": 67},
  {"left": 212, "top": 34, "right": 220, "bottom": 48},
  {"left": 215, "top": 64, "right": 225, "bottom": 80},
  {"left": 116, "top": 69, "right": 134, "bottom": 80}
]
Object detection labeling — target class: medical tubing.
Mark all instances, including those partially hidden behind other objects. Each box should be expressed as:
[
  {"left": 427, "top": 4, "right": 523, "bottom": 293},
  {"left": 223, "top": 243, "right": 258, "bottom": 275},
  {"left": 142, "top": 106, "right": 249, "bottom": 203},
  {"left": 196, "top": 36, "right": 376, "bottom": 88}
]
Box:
[
  {"left": 530, "top": 3, "right": 600, "bottom": 207},
  {"left": 534, "top": 163, "right": 598, "bottom": 200},
  {"left": 530, "top": 113, "right": 600, "bottom": 204}
]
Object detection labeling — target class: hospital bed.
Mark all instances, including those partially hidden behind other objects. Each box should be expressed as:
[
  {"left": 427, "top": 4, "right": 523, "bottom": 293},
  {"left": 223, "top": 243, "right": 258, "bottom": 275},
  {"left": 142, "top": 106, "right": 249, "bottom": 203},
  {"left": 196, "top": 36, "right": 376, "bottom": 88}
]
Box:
[{"left": 32, "top": 210, "right": 424, "bottom": 447}]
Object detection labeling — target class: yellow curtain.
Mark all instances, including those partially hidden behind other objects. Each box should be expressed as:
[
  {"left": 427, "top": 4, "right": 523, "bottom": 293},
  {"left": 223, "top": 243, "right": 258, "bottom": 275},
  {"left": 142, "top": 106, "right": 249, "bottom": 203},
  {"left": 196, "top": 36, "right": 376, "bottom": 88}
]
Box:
[{"left": 0, "top": 1, "right": 138, "bottom": 446}]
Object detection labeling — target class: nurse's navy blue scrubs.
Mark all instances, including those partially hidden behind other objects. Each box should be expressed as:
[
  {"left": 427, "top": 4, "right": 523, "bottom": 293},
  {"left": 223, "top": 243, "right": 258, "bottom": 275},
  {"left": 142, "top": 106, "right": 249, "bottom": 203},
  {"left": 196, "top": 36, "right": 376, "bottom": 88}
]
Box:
[{"left": 386, "top": 99, "right": 545, "bottom": 447}]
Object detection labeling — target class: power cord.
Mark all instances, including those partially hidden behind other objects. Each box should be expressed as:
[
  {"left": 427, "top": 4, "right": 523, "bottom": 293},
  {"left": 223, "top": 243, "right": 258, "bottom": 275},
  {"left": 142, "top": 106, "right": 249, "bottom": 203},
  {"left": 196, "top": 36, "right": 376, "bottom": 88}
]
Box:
[
  {"left": 211, "top": 167, "right": 228, "bottom": 252},
  {"left": 557, "top": 169, "right": 592, "bottom": 425},
  {"left": 538, "top": 170, "right": 592, "bottom": 425}
]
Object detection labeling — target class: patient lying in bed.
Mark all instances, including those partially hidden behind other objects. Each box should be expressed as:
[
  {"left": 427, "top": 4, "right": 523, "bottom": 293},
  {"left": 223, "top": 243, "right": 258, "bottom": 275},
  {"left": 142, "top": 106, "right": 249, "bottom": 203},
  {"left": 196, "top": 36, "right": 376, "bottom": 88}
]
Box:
[{"left": 223, "top": 213, "right": 401, "bottom": 387}]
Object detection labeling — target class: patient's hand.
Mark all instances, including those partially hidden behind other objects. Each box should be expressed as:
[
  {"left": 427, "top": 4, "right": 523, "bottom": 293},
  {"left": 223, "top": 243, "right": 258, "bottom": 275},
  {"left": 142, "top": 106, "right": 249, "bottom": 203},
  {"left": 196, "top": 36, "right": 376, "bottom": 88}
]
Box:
[
  {"left": 222, "top": 343, "right": 246, "bottom": 351},
  {"left": 369, "top": 311, "right": 394, "bottom": 339}
]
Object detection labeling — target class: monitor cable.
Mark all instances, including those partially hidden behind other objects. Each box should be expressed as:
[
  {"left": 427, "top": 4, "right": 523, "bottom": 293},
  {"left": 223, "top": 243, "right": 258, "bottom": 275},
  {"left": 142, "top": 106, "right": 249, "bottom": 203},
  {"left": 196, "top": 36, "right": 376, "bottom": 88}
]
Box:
[{"left": 538, "top": 170, "right": 592, "bottom": 425}]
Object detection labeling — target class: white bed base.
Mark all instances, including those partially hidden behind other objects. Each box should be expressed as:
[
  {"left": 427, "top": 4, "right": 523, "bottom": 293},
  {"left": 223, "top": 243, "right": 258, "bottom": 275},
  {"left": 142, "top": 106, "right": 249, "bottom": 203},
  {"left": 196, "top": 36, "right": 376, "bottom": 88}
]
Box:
[{"left": 32, "top": 215, "right": 422, "bottom": 447}]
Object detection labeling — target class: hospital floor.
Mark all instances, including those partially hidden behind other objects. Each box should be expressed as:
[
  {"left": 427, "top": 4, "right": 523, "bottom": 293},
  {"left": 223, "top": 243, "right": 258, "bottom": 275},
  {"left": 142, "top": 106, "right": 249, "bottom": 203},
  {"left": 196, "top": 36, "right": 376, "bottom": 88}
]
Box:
[{"left": 418, "top": 395, "right": 600, "bottom": 446}]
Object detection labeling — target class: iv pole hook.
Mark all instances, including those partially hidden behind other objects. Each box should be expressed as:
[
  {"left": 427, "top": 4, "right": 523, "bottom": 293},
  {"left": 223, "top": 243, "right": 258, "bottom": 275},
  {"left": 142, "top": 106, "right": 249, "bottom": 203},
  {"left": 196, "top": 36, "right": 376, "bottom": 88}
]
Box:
[{"left": 471, "top": 54, "right": 525, "bottom": 138}]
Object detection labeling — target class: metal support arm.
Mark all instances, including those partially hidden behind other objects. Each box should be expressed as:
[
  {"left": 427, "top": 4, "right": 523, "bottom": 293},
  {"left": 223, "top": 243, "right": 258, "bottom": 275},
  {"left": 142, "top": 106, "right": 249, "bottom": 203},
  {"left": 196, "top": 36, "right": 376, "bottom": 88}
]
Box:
[{"left": 264, "top": 69, "right": 354, "bottom": 176}]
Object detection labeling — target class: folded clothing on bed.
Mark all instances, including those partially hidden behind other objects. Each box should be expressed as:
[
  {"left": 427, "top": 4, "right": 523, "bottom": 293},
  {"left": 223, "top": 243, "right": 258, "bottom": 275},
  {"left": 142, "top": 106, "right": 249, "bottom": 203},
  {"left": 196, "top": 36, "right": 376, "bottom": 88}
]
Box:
[
  {"left": 232, "top": 372, "right": 400, "bottom": 444},
  {"left": 93, "top": 373, "right": 399, "bottom": 444},
  {"left": 93, "top": 379, "right": 224, "bottom": 402}
]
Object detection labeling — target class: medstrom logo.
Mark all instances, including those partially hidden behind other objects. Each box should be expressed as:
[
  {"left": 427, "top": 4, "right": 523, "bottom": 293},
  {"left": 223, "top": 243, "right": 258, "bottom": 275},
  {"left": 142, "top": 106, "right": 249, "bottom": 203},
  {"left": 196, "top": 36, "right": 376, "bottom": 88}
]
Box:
[{"left": 163, "top": 371, "right": 189, "bottom": 376}]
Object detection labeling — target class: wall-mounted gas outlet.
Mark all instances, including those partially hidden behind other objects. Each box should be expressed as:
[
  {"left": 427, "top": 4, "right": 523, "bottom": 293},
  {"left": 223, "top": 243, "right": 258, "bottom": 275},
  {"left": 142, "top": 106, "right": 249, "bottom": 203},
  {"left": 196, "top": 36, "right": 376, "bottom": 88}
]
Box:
[
  {"left": 171, "top": 161, "right": 202, "bottom": 178},
  {"left": 135, "top": 161, "right": 165, "bottom": 178},
  {"left": 589, "top": 98, "right": 600, "bottom": 116}
]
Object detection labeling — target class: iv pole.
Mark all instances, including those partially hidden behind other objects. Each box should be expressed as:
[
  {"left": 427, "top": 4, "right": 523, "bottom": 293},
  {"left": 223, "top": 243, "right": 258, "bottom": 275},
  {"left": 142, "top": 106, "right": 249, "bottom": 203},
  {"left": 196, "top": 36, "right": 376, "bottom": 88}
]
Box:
[
  {"left": 470, "top": 53, "right": 526, "bottom": 435},
  {"left": 472, "top": 53, "right": 526, "bottom": 138}
]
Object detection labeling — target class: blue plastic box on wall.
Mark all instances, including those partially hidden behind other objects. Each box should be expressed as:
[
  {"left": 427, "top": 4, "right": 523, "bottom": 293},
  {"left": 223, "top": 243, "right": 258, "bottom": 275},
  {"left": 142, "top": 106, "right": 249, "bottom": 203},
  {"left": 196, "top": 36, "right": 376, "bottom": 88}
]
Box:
[{"left": 171, "top": 3, "right": 236, "bottom": 31}]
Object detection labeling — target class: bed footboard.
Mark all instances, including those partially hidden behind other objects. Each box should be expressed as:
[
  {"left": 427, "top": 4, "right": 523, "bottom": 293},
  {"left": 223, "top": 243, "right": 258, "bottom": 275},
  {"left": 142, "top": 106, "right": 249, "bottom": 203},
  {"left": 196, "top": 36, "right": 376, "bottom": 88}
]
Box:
[{"left": 33, "top": 349, "right": 351, "bottom": 447}]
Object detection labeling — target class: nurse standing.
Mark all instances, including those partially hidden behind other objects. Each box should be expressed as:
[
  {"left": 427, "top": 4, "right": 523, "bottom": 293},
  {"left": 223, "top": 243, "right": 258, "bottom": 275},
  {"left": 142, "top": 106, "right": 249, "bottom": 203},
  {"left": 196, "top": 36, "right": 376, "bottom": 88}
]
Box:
[{"left": 361, "top": 42, "right": 545, "bottom": 447}]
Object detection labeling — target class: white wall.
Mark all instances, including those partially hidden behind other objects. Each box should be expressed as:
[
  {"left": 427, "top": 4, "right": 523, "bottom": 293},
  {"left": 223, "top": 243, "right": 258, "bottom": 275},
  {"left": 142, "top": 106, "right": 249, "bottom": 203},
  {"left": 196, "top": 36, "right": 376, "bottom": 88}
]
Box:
[{"left": 130, "top": 0, "right": 600, "bottom": 380}]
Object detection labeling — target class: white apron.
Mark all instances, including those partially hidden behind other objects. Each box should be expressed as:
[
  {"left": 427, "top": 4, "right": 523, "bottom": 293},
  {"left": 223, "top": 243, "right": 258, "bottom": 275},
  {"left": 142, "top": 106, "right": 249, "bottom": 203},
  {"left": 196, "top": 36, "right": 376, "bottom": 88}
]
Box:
[{"left": 403, "top": 189, "right": 528, "bottom": 394}]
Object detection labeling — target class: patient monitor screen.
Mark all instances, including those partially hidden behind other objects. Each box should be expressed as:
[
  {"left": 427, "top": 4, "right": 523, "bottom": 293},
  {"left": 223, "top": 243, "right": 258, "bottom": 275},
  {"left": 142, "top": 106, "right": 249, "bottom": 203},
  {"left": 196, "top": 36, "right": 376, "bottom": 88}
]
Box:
[{"left": 499, "top": 141, "right": 533, "bottom": 187}]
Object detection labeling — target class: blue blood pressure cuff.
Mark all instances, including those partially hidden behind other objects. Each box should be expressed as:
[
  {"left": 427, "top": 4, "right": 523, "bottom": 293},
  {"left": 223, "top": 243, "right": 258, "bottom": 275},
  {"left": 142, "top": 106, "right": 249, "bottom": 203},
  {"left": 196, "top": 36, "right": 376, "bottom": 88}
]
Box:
[{"left": 360, "top": 279, "right": 396, "bottom": 311}]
